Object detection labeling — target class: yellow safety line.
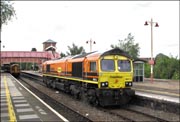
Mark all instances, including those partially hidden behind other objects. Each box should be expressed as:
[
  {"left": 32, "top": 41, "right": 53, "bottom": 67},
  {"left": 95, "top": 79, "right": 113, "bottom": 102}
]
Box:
[
  {"left": 43, "top": 73, "right": 98, "bottom": 84},
  {"left": 3, "top": 76, "right": 17, "bottom": 122},
  {"left": 133, "top": 88, "right": 180, "bottom": 97}
]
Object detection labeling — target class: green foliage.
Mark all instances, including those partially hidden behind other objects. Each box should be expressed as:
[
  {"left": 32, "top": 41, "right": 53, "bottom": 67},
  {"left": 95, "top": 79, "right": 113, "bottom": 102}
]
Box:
[
  {"left": 111, "top": 33, "right": 140, "bottom": 59},
  {"left": 1, "top": 0, "right": 16, "bottom": 28},
  {"left": 19, "top": 62, "right": 39, "bottom": 70},
  {"left": 172, "top": 70, "right": 179, "bottom": 80},
  {"left": 66, "top": 43, "right": 86, "bottom": 56},
  {"left": 60, "top": 52, "right": 66, "bottom": 58},
  {"left": 31, "top": 48, "right": 37, "bottom": 51},
  {"left": 144, "top": 53, "right": 180, "bottom": 80},
  {"left": 144, "top": 63, "right": 150, "bottom": 78}
]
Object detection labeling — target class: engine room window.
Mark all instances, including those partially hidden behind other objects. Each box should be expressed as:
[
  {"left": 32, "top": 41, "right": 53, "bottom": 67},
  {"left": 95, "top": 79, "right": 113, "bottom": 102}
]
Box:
[
  {"left": 90, "top": 62, "right": 96, "bottom": 71},
  {"left": 101, "top": 59, "right": 115, "bottom": 71},
  {"left": 118, "top": 60, "right": 131, "bottom": 72}
]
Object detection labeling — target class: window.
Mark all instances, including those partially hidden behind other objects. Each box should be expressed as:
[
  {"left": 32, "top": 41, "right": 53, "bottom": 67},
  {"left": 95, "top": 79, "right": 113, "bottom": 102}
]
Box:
[
  {"left": 90, "top": 62, "right": 96, "bottom": 71},
  {"left": 118, "top": 60, "right": 131, "bottom": 72},
  {"left": 101, "top": 59, "right": 115, "bottom": 71}
]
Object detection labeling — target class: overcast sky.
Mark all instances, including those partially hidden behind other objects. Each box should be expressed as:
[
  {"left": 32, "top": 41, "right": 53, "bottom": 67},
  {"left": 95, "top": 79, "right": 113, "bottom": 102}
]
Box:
[{"left": 1, "top": 1, "right": 179, "bottom": 58}]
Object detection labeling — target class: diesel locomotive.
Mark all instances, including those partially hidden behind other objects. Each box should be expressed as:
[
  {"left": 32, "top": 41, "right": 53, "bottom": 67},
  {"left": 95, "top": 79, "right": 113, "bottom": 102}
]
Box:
[
  {"left": 10, "top": 64, "right": 20, "bottom": 77},
  {"left": 42, "top": 48, "right": 135, "bottom": 106},
  {"left": 1, "top": 63, "right": 20, "bottom": 77}
]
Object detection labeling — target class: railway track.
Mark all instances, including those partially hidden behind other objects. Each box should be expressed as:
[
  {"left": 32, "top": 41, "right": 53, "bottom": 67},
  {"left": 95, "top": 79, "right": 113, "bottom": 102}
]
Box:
[
  {"left": 99, "top": 105, "right": 179, "bottom": 122},
  {"left": 19, "top": 72, "right": 180, "bottom": 121},
  {"left": 18, "top": 76, "right": 92, "bottom": 122}
]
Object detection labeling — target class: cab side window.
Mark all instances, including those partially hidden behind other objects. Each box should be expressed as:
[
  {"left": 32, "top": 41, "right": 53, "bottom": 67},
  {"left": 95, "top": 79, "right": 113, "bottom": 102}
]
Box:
[{"left": 90, "top": 62, "right": 96, "bottom": 72}]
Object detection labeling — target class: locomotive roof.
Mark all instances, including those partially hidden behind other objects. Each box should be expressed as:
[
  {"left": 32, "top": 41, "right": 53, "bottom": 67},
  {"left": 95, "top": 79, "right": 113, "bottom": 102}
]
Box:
[
  {"left": 44, "top": 48, "right": 132, "bottom": 63},
  {"left": 100, "top": 48, "right": 132, "bottom": 59},
  {"left": 72, "top": 48, "right": 132, "bottom": 59},
  {"left": 72, "top": 51, "right": 97, "bottom": 59}
]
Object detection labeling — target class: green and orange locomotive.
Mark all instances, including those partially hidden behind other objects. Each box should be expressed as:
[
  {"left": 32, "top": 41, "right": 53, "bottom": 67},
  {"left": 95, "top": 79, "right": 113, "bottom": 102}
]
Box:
[{"left": 42, "top": 48, "right": 135, "bottom": 106}]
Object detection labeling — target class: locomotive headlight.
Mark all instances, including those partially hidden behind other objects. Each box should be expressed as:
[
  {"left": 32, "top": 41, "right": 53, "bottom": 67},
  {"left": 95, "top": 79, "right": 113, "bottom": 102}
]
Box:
[
  {"left": 101, "top": 82, "right": 108, "bottom": 87},
  {"left": 102, "top": 83, "right": 105, "bottom": 86},
  {"left": 125, "top": 82, "right": 132, "bottom": 87}
]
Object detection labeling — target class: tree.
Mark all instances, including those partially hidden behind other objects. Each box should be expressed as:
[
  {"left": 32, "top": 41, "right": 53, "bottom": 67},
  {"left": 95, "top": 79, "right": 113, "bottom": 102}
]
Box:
[
  {"left": 60, "top": 52, "right": 66, "bottom": 58},
  {"left": 31, "top": 48, "right": 37, "bottom": 51},
  {"left": 148, "top": 53, "right": 180, "bottom": 79},
  {"left": 66, "top": 43, "right": 86, "bottom": 56},
  {"left": 1, "top": 0, "right": 16, "bottom": 29},
  {"left": 111, "top": 33, "right": 140, "bottom": 59},
  {"left": 154, "top": 53, "right": 170, "bottom": 79}
]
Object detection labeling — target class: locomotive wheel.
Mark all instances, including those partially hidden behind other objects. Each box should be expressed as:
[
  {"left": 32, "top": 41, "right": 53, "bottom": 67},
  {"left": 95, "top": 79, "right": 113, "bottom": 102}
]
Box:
[
  {"left": 92, "top": 98, "right": 99, "bottom": 107},
  {"left": 70, "top": 85, "right": 81, "bottom": 99},
  {"left": 45, "top": 80, "right": 51, "bottom": 88},
  {"left": 87, "top": 89, "right": 98, "bottom": 106},
  {"left": 51, "top": 81, "right": 56, "bottom": 89},
  {"left": 74, "top": 92, "right": 80, "bottom": 99},
  {"left": 46, "top": 82, "right": 50, "bottom": 88}
]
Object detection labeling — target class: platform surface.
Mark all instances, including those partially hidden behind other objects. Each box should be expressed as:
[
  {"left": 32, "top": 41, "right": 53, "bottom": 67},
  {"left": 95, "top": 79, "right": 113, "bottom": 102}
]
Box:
[
  {"left": 133, "top": 79, "right": 179, "bottom": 103},
  {"left": 0, "top": 73, "right": 68, "bottom": 122}
]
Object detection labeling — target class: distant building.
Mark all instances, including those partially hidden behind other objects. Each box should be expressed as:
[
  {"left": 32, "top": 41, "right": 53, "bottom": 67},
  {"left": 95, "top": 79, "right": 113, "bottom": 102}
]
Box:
[
  {"left": 133, "top": 58, "right": 147, "bottom": 82},
  {"left": 42, "top": 39, "right": 59, "bottom": 59},
  {"left": 43, "top": 39, "right": 57, "bottom": 52},
  {"left": 1, "top": 39, "right": 60, "bottom": 68}
]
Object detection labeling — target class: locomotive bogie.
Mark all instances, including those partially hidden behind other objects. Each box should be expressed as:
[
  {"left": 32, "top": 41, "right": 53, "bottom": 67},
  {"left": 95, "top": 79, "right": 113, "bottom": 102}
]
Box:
[{"left": 96, "top": 88, "right": 134, "bottom": 106}]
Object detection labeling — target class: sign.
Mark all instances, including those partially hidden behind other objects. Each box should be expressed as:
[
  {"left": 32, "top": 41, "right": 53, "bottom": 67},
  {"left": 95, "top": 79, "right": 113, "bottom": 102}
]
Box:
[
  {"left": 149, "top": 60, "right": 154, "bottom": 65},
  {"left": 57, "top": 67, "right": 61, "bottom": 73}
]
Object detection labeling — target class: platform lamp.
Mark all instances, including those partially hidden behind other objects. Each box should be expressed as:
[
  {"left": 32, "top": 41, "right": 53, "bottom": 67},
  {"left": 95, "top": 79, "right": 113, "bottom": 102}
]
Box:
[
  {"left": 86, "top": 38, "right": 96, "bottom": 52},
  {"left": 144, "top": 18, "right": 159, "bottom": 83}
]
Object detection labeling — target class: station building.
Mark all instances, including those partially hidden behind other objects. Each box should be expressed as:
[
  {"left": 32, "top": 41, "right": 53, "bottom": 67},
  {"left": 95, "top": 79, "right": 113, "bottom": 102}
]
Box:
[{"left": 133, "top": 58, "right": 147, "bottom": 82}]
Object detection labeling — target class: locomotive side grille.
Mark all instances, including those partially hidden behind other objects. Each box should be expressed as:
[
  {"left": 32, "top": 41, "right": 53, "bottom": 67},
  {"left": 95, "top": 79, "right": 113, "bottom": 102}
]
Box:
[{"left": 72, "top": 62, "right": 83, "bottom": 78}]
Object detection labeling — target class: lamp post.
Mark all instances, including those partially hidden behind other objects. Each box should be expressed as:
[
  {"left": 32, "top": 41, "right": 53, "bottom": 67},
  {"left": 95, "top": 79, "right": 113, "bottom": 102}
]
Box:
[
  {"left": 0, "top": 40, "right": 1, "bottom": 71},
  {"left": 86, "top": 38, "right": 96, "bottom": 52},
  {"left": 144, "top": 18, "right": 159, "bottom": 82}
]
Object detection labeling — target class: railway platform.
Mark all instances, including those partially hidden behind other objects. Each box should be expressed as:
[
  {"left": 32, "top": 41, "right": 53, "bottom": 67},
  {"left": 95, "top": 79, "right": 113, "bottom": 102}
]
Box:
[
  {"left": 21, "top": 70, "right": 180, "bottom": 104},
  {"left": 133, "top": 78, "right": 179, "bottom": 103},
  {"left": 0, "top": 73, "right": 68, "bottom": 122}
]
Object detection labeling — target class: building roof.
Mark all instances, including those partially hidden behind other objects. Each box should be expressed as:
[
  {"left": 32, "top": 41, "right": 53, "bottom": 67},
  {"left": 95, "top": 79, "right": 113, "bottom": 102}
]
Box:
[
  {"left": 45, "top": 45, "right": 56, "bottom": 51},
  {"left": 1, "top": 51, "right": 60, "bottom": 59},
  {"left": 133, "top": 58, "right": 148, "bottom": 63},
  {"left": 43, "top": 39, "right": 56, "bottom": 44}
]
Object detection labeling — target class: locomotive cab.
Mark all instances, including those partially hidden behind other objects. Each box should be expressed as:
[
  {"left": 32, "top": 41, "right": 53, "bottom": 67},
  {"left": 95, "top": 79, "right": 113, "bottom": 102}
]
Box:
[
  {"left": 98, "top": 55, "right": 133, "bottom": 89},
  {"left": 95, "top": 50, "right": 135, "bottom": 106}
]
